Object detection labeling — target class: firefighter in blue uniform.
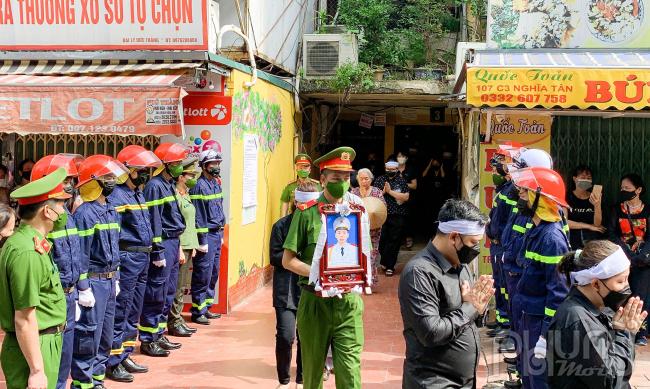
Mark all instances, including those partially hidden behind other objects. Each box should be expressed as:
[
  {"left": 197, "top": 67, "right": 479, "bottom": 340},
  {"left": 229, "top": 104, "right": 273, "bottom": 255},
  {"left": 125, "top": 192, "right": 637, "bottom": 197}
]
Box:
[
  {"left": 510, "top": 167, "right": 570, "bottom": 389},
  {"left": 106, "top": 145, "right": 162, "bottom": 382},
  {"left": 138, "top": 143, "right": 187, "bottom": 356},
  {"left": 486, "top": 142, "right": 523, "bottom": 343},
  {"left": 189, "top": 149, "right": 225, "bottom": 324},
  {"left": 31, "top": 154, "right": 84, "bottom": 389},
  {"left": 70, "top": 155, "right": 128, "bottom": 389}
]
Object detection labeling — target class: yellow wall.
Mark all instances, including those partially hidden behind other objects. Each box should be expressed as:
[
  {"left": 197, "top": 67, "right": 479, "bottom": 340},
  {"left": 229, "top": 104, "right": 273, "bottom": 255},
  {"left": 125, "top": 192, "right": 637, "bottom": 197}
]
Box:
[{"left": 226, "top": 70, "right": 296, "bottom": 287}]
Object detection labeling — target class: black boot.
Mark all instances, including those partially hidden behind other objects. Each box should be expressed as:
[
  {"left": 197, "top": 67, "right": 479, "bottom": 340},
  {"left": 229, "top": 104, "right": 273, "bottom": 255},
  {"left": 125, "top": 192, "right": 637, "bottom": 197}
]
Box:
[
  {"left": 504, "top": 356, "right": 518, "bottom": 365},
  {"left": 158, "top": 335, "right": 182, "bottom": 350},
  {"left": 140, "top": 341, "right": 170, "bottom": 357},
  {"left": 122, "top": 356, "right": 149, "bottom": 374},
  {"left": 205, "top": 311, "right": 222, "bottom": 319},
  {"left": 191, "top": 314, "right": 210, "bottom": 325},
  {"left": 498, "top": 337, "right": 516, "bottom": 353},
  {"left": 182, "top": 322, "right": 198, "bottom": 333},
  {"left": 106, "top": 363, "right": 134, "bottom": 383},
  {"left": 168, "top": 323, "right": 193, "bottom": 337}
]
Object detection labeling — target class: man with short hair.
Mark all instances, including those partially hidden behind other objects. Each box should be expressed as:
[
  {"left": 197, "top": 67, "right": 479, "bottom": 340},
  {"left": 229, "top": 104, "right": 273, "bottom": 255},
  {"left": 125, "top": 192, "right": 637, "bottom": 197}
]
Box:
[{"left": 398, "top": 199, "right": 495, "bottom": 389}]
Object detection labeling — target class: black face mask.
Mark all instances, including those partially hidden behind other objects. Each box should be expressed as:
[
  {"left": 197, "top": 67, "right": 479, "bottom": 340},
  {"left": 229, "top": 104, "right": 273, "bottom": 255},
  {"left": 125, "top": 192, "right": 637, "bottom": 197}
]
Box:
[
  {"left": 131, "top": 171, "right": 150, "bottom": 187},
  {"left": 387, "top": 171, "right": 397, "bottom": 178},
  {"left": 456, "top": 237, "right": 481, "bottom": 264},
  {"left": 620, "top": 190, "right": 637, "bottom": 203},
  {"left": 100, "top": 181, "right": 116, "bottom": 196},
  {"left": 21, "top": 171, "right": 31, "bottom": 181},
  {"left": 495, "top": 163, "right": 507, "bottom": 177},
  {"left": 517, "top": 190, "right": 540, "bottom": 218},
  {"left": 599, "top": 281, "right": 633, "bottom": 312},
  {"left": 208, "top": 167, "right": 221, "bottom": 177}
]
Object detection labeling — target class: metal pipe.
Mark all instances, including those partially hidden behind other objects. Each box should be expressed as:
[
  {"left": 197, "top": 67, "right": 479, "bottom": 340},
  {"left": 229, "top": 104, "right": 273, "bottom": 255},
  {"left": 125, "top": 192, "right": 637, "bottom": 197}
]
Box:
[{"left": 218, "top": 24, "right": 257, "bottom": 88}]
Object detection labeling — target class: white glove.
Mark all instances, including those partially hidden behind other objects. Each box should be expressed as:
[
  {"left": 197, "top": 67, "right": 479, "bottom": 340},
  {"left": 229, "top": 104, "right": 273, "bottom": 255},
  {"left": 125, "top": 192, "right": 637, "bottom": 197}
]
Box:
[
  {"left": 335, "top": 203, "right": 351, "bottom": 217},
  {"left": 350, "top": 285, "right": 363, "bottom": 295},
  {"left": 152, "top": 258, "right": 166, "bottom": 267},
  {"left": 321, "top": 287, "right": 344, "bottom": 299},
  {"left": 534, "top": 336, "right": 547, "bottom": 359},
  {"left": 78, "top": 288, "right": 96, "bottom": 308},
  {"left": 196, "top": 244, "right": 209, "bottom": 253},
  {"left": 75, "top": 303, "right": 81, "bottom": 321},
  {"left": 115, "top": 281, "right": 120, "bottom": 296}
]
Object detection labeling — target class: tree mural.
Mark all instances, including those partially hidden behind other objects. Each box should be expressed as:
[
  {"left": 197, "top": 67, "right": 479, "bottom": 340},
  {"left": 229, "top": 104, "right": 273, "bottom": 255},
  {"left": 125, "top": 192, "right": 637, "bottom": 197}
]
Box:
[{"left": 232, "top": 90, "right": 282, "bottom": 152}]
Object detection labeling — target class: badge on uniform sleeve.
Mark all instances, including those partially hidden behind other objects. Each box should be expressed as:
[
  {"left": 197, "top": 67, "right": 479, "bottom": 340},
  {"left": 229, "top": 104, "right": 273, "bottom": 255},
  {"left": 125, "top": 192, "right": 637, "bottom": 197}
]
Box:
[{"left": 33, "top": 236, "right": 52, "bottom": 254}]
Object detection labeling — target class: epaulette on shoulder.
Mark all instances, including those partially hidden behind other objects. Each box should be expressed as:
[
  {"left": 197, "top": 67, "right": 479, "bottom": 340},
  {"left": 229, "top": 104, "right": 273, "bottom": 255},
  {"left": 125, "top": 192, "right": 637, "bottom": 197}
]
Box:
[{"left": 296, "top": 199, "right": 318, "bottom": 211}]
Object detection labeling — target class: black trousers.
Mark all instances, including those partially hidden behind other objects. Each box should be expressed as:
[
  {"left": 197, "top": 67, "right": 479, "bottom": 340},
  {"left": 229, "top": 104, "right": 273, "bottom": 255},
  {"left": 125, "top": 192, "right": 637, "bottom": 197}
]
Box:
[
  {"left": 275, "top": 307, "right": 303, "bottom": 384},
  {"left": 379, "top": 214, "right": 407, "bottom": 271}
]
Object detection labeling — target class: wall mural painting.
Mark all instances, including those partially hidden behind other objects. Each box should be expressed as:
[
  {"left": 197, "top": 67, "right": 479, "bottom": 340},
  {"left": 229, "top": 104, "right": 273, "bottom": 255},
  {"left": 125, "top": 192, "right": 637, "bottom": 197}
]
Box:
[{"left": 232, "top": 90, "right": 282, "bottom": 152}]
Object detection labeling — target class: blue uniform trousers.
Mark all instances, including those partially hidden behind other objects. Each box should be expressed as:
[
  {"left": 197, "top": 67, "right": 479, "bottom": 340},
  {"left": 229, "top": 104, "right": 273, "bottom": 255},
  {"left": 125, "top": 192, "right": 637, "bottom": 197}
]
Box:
[
  {"left": 108, "top": 251, "right": 149, "bottom": 367},
  {"left": 517, "top": 312, "right": 547, "bottom": 389},
  {"left": 122, "top": 253, "right": 149, "bottom": 357},
  {"left": 505, "top": 272, "right": 522, "bottom": 333},
  {"left": 490, "top": 251, "right": 510, "bottom": 327},
  {"left": 139, "top": 238, "right": 180, "bottom": 342},
  {"left": 71, "top": 278, "right": 116, "bottom": 388},
  {"left": 56, "top": 290, "right": 77, "bottom": 389},
  {"left": 191, "top": 231, "right": 222, "bottom": 315}
]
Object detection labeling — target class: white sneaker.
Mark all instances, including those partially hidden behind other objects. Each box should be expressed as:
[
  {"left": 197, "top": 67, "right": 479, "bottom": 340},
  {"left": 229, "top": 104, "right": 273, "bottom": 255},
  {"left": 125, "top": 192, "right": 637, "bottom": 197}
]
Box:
[
  {"left": 275, "top": 384, "right": 290, "bottom": 389},
  {"left": 295, "top": 384, "right": 303, "bottom": 389}
]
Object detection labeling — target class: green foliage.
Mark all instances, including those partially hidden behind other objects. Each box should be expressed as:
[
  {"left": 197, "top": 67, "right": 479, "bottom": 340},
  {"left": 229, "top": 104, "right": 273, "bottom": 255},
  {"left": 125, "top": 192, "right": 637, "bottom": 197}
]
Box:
[
  {"left": 337, "top": 0, "right": 395, "bottom": 65},
  {"left": 329, "top": 62, "right": 375, "bottom": 93}
]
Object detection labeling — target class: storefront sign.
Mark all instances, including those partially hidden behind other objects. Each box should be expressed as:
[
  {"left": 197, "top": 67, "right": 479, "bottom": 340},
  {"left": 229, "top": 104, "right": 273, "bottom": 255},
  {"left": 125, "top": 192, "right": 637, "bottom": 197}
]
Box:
[
  {"left": 468, "top": 67, "right": 650, "bottom": 110},
  {"left": 182, "top": 93, "right": 232, "bottom": 126},
  {"left": 0, "top": 0, "right": 207, "bottom": 50},
  {"left": 477, "top": 112, "right": 552, "bottom": 275},
  {"left": 359, "top": 113, "right": 374, "bottom": 129},
  {"left": 0, "top": 86, "right": 182, "bottom": 135},
  {"left": 488, "top": 0, "right": 647, "bottom": 49}
]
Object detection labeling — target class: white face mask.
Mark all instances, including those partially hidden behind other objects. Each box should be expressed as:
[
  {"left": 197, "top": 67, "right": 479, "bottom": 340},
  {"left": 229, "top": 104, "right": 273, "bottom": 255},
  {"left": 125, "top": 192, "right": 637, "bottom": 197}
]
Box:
[
  {"left": 397, "top": 156, "right": 407, "bottom": 165},
  {"left": 0, "top": 178, "right": 8, "bottom": 188}
]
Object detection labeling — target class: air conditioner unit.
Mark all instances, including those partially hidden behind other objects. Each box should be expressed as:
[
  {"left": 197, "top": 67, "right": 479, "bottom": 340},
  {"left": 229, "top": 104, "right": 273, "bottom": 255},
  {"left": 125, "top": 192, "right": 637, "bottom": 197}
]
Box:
[{"left": 303, "top": 33, "right": 358, "bottom": 79}]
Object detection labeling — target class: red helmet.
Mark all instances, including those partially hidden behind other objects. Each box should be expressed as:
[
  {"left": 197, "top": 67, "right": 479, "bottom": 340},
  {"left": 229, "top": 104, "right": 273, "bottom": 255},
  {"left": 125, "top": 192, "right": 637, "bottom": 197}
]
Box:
[
  {"left": 117, "top": 145, "right": 162, "bottom": 169},
  {"left": 495, "top": 141, "right": 525, "bottom": 159},
  {"left": 77, "top": 155, "right": 129, "bottom": 187},
  {"left": 510, "top": 167, "right": 568, "bottom": 208},
  {"left": 31, "top": 154, "right": 84, "bottom": 181},
  {"left": 154, "top": 143, "right": 188, "bottom": 164}
]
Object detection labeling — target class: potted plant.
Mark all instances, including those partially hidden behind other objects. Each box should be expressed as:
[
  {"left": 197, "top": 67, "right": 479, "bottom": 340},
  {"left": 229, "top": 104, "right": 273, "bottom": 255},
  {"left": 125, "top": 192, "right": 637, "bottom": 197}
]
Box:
[{"left": 373, "top": 65, "right": 385, "bottom": 81}]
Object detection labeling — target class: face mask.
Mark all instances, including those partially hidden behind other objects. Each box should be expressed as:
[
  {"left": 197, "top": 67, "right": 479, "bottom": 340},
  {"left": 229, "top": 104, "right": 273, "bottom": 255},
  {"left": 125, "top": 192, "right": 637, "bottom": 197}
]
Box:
[
  {"left": 48, "top": 206, "right": 68, "bottom": 231},
  {"left": 21, "top": 171, "right": 31, "bottom": 181},
  {"left": 186, "top": 178, "right": 198, "bottom": 189},
  {"left": 620, "top": 190, "right": 637, "bottom": 203},
  {"left": 495, "top": 163, "right": 507, "bottom": 177},
  {"left": 297, "top": 170, "right": 310, "bottom": 179},
  {"left": 326, "top": 181, "right": 350, "bottom": 199},
  {"left": 598, "top": 281, "right": 632, "bottom": 312},
  {"left": 99, "top": 180, "right": 116, "bottom": 196},
  {"left": 0, "top": 178, "right": 7, "bottom": 188},
  {"left": 517, "top": 197, "right": 535, "bottom": 217},
  {"left": 208, "top": 167, "right": 221, "bottom": 177},
  {"left": 575, "top": 179, "right": 592, "bottom": 190},
  {"left": 167, "top": 164, "right": 183, "bottom": 178},
  {"left": 455, "top": 237, "right": 481, "bottom": 264},
  {"left": 132, "top": 171, "right": 150, "bottom": 187},
  {"left": 397, "top": 157, "right": 407, "bottom": 165},
  {"left": 387, "top": 171, "right": 397, "bottom": 178},
  {"left": 492, "top": 174, "right": 507, "bottom": 186}
]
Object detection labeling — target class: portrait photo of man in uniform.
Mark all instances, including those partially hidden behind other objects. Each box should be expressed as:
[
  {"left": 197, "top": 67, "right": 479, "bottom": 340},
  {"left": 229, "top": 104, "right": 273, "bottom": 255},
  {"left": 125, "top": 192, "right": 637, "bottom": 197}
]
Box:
[{"left": 326, "top": 215, "right": 360, "bottom": 268}]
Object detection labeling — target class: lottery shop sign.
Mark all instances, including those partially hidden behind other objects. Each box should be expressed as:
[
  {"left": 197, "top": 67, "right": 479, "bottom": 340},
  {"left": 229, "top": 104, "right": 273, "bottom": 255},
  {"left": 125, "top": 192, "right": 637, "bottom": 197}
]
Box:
[
  {"left": 467, "top": 67, "right": 650, "bottom": 111},
  {"left": 0, "top": 0, "right": 207, "bottom": 50}
]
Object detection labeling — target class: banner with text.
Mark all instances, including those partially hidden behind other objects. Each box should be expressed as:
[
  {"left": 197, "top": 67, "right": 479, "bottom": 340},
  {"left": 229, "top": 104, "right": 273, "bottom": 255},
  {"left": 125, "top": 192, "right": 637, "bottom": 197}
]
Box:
[
  {"left": 468, "top": 67, "right": 650, "bottom": 111},
  {"left": 0, "top": 0, "right": 207, "bottom": 50},
  {"left": 478, "top": 112, "right": 552, "bottom": 276},
  {"left": 0, "top": 86, "right": 182, "bottom": 136}
]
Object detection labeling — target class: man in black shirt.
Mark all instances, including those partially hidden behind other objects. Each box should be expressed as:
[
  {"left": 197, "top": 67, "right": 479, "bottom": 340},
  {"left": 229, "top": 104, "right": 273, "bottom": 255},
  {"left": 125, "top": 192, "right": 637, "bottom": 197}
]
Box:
[
  {"left": 399, "top": 199, "right": 494, "bottom": 388},
  {"left": 375, "top": 160, "right": 410, "bottom": 276}
]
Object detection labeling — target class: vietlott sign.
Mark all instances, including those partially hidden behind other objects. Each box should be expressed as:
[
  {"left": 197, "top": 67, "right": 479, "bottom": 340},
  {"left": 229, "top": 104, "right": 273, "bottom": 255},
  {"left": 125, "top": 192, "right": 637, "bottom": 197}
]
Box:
[
  {"left": 477, "top": 112, "right": 552, "bottom": 276},
  {"left": 467, "top": 67, "right": 650, "bottom": 110}
]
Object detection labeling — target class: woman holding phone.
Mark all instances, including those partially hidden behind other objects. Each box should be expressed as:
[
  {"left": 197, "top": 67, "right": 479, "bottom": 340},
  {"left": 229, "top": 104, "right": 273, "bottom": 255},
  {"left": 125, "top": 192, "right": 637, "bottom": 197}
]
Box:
[{"left": 567, "top": 165, "right": 605, "bottom": 249}]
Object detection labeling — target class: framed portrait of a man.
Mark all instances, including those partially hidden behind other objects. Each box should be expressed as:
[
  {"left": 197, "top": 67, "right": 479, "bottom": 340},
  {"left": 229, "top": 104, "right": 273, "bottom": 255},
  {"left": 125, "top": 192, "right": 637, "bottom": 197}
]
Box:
[{"left": 319, "top": 203, "right": 368, "bottom": 291}]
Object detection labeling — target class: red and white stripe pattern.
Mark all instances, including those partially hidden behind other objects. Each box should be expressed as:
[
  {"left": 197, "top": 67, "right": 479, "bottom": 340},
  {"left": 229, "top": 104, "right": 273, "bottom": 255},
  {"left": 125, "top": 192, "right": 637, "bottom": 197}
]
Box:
[{"left": 0, "top": 69, "right": 188, "bottom": 86}]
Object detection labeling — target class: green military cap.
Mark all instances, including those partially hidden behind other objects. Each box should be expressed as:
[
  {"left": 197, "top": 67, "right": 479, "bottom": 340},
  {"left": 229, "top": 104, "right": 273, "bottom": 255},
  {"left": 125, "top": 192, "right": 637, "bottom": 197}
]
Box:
[
  {"left": 313, "top": 147, "right": 356, "bottom": 172},
  {"left": 11, "top": 167, "right": 71, "bottom": 206},
  {"left": 294, "top": 153, "right": 312, "bottom": 164},
  {"left": 181, "top": 157, "right": 199, "bottom": 174}
]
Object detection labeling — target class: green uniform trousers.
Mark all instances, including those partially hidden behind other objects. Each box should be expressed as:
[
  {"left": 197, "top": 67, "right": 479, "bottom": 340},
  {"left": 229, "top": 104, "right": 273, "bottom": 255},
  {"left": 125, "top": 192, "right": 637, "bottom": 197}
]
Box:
[
  {"left": 1, "top": 331, "right": 63, "bottom": 389},
  {"left": 297, "top": 290, "right": 364, "bottom": 389}
]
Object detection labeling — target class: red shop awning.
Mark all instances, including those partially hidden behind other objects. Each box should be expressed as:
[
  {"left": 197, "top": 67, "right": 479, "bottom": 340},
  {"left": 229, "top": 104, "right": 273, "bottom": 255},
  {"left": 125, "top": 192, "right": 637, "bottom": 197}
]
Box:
[{"left": 0, "top": 69, "right": 188, "bottom": 136}]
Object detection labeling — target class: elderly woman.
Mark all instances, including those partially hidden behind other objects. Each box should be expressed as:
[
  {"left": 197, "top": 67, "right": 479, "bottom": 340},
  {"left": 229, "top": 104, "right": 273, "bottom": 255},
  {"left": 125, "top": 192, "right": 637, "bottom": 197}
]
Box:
[{"left": 351, "top": 168, "right": 386, "bottom": 282}]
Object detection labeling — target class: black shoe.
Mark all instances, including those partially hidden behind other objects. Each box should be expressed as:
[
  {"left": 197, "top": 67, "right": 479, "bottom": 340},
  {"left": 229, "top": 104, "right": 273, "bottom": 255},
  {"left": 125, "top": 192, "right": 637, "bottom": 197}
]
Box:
[
  {"left": 168, "top": 323, "right": 193, "bottom": 337},
  {"left": 493, "top": 328, "right": 509, "bottom": 339},
  {"left": 140, "top": 341, "right": 170, "bottom": 357},
  {"left": 498, "top": 338, "right": 516, "bottom": 353},
  {"left": 485, "top": 321, "right": 499, "bottom": 329},
  {"left": 191, "top": 315, "right": 210, "bottom": 325},
  {"left": 106, "top": 363, "right": 134, "bottom": 383},
  {"left": 504, "top": 356, "right": 518, "bottom": 365},
  {"left": 122, "top": 356, "right": 148, "bottom": 374},
  {"left": 205, "top": 310, "right": 222, "bottom": 319},
  {"left": 181, "top": 322, "right": 197, "bottom": 333},
  {"left": 486, "top": 327, "right": 501, "bottom": 337},
  {"left": 158, "top": 335, "right": 182, "bottom": 350},
  {"left": 94, "top": 385, "right": 107, "bottom": 389}
]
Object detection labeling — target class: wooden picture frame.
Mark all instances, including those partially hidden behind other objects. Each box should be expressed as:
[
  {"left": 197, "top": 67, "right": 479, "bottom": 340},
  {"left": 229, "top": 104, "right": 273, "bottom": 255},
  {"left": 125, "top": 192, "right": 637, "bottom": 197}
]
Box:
[{"left": 319, "top": 203, "right": 368, "bottom": 292}]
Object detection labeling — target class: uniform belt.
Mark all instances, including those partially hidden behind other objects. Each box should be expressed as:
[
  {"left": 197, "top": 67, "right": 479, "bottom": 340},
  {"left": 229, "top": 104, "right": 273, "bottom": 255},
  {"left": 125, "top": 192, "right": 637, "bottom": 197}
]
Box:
[
  {"left": 119, "top": 244, "right": 153, "bottom": 253},
  {"left": 40, "top": 323, "right": 66, "bottom": 335},
  {"left": 63, "top": 285, "right": 75, "bottom": 294},
  {"left": 88, "top": 271, "right": 116, "bottom": 279},
  {"left": 209, "top": 226, "right": 224, "bottom": 233}
]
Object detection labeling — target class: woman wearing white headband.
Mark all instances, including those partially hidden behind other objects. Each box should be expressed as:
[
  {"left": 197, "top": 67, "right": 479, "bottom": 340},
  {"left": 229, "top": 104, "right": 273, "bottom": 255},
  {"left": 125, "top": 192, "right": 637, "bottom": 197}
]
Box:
[{"left": 547, "top": 240, "right": 647, "bottom": 388}]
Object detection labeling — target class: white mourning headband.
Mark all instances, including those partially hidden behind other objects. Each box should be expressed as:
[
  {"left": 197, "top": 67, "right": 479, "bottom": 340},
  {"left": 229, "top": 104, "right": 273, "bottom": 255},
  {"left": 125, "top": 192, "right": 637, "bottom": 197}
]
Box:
[
  {"left": 438, "top": 220, "right": 486, "bottom": 236},
  {"left": 294, "top": 190, "right": 320, "bottom": 204},
  {"left": 570, "top": 247, "right": 630, "bottom": 286},
  {"left": 385, "top": 161, "right": 399, "bottom": 168}
]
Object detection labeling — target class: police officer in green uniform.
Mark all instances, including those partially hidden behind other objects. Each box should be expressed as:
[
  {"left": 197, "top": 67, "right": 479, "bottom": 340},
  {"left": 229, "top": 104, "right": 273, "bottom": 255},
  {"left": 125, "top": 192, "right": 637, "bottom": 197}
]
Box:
[
  {"left": 0, "top": 168, "right": 70, "bottom": 389},
  {"left": 280, "top": 154, "right": 322, "bottom": 217},
  {"left": 282, "top": 147, "right": 367, "bottom": 389}
]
